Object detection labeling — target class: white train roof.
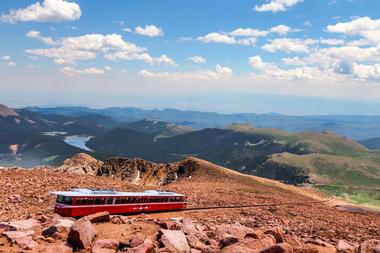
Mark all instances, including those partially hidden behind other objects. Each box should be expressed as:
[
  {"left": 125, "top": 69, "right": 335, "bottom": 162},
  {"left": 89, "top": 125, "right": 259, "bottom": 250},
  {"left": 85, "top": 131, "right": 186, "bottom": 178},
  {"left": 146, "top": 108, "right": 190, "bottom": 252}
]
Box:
[{"left": 51, "top": 188, "right": 185, "bottom": 197}]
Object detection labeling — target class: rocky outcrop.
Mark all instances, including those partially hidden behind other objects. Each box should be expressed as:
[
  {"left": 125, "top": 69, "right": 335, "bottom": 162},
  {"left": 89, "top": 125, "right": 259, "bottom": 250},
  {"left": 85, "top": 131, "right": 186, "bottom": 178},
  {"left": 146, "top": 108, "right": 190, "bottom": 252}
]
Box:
[
  {"left": 58, "top": 153, "right": 103, "bottom": 175},
  {"left": 97, "top": 157, "right": 200, "bottom": 185}
]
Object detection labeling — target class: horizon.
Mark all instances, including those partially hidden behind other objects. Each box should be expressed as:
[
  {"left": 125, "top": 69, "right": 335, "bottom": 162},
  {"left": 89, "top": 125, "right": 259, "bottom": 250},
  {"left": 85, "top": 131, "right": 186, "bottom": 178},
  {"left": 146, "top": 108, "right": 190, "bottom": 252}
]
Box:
[{"left": 1, "top": 0, "right": 380, "bottom": 115}]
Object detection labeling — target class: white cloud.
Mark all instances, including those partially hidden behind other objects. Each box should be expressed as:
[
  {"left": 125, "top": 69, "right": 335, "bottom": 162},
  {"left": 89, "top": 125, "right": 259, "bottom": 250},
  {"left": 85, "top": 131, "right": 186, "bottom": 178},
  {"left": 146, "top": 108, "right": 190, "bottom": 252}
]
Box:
[
  {"left": 229, "top": 28, "right": 268, "bottom": 37},
  {"left": 26, "top": 30, "right": 56, "bottom": 45},
  {"left": 1, "top": 55, "right": 16, "bottom": 67},
  {"left": 262, "top": 38, "right": 318, "bottom": 53},
  {"left": 122, "top": 27, "right": 132, "bottom": 33},
  {"left": 187, "top": 56, "right": 206, "bottom": 64},
  {"left": 26, "top": 32, "right": 175, "bottom": 67},
  {"left": 270, "top": 25, "right": 292, "bottom": 35},
  {"left": 281, "top": 56, "right": 305, "bottom": 66},
  {"left": 138, "top": 64, "right": 232, "bottom": 80},
  {"left": 135, "top": 25, "right": 163, "bottom": 37},
  {"left": 197, "top": 32, "right": 256, "bottom": 45},
  {"left": 0, "top": 0, "right": 81, "bottom": 23},
  {"left": 254, "top": 0, "right": 303, "bottom": 13},
  {"left": 248, "top": 55, "right": 276, "bottom": 70},
  {"left": 352, "top": 63, "right": 380, "bottom": 80},
  {"left": 154, "top": 54, "right": 177, "bottom": 67},
  {"left": 319, "top": 38, "right": 345, "bottom": 46},
  {"left": 60, "top": 66, "right": 111, "bottom": 77},
  {"left": 326, "top": 17, "right": 380, "bottom": 45}
]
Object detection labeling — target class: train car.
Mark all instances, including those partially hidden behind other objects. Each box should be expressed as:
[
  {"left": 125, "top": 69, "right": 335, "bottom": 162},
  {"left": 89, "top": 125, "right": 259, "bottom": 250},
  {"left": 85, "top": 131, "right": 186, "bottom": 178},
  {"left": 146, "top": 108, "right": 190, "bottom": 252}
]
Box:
[{"left": 51, "top": 188, "right": 187, "bottom": 217}]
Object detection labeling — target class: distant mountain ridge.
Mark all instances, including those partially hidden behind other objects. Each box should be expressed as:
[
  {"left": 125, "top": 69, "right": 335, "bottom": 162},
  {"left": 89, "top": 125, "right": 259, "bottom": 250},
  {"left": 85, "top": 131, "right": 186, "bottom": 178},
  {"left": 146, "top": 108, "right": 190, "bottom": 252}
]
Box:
[
  {"left": 26, "top": 106, "right": 380, "bottom": 140},
  {"left": 0, "top": 103, "right": 18, "bottom": 117}
]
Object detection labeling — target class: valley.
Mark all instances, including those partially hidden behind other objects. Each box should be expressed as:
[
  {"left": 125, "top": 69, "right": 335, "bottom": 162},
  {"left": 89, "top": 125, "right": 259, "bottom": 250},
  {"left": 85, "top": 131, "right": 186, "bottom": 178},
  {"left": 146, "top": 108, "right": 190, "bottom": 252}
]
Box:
[{"left": 1, "top": 103, "right": 380, "bottom": 209}]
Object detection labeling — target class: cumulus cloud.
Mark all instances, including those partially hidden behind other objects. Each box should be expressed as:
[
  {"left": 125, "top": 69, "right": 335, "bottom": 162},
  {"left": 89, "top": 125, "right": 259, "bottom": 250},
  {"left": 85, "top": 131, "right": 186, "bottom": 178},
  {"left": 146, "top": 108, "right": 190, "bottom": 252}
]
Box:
[
  {"left": 269, "top": 25, "right": 292, "bottom": 35},
  {"left": 248, "top": 55, "right": 276, "bottom": 70},
  {"left": 26, "top": 30, "right": 56, "bottom": 45},
  {"left": 326, "top": 17, "right": 380, "bottom": 45},
  {"left": 352, "top": 63, "right": 380, "bottom": 80},
  {"left": 254, "top": 0, "right": 303, "bottom": 13},
  {"left": 138, "top": 64, "right": 232, "bottom": 80},
  {"left": 197, "top": 32, "right": 256, "bottom": 45},
  {"left": 1, "top": 55, "right": 16, "bottom": 66},
  {"left": 229, "top": 28, "right": 268, "bottom": 37},
  {"left": 135, "top": 25, "right": 163, "bottom": 37},
  {"left": 187, "top": 56, "right": 206, "bottom": 64},
  {"left": 0, "top": 0, "right": 81, "bottom": 23},
  {"left": 262, "top": 38, "right": 318, "bottom": 53},
  {"left": 25, "top": 32, "right": 176, "bottom": 66},
  {"left": 319, "top": 38, "right": 345, "bottom": 46},
  {"left": 60, "top": 66, "right": 111, "bottom": 77},
  {"left": 281, "top": 56, "right": 305, "bottom": 66}
]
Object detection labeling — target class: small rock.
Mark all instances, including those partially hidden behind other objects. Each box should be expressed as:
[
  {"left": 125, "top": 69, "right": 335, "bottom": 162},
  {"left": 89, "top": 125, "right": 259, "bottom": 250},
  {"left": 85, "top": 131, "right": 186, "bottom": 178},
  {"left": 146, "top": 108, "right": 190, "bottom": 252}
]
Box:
[
  {"left": 265, "top": 227, "right": 285, "bottom": 243},
  {"left": 336, "top": 240, "right": 356, "bottom": 252},
  {"left": 83, "top": 211, "right": 110, "bottom": 223},
  {"left": 14, "top": 236, "right": 38, "bottom": 250},
  {"left": 129, "top": 233, "right": 146, "bottom": 247},
  {"left": 160, "top": 229, "right": 190, "bottom": 253},
  {"left": 125, "top": 238, "right": 155, "bottom": 253},
  {"left": 8, "top": 218, "right": 41, "bottom": 232},
  {"left": 93, "top": 239, "right": 119, "bottom": 250},
  {"left": 220, "top": 234, "right": 239, "bottom": 248},
  {"left": 359, "top": 239, "right": 380, "bottom": 253},
  {"left": 260, "top": 243, "right": 294, "bottom": 253},
  {"left": 43, "top": 242, "right": 73, "bottom": 253},
  {"left": 67, "top": 219, "right": 96, "bottom": 249}
]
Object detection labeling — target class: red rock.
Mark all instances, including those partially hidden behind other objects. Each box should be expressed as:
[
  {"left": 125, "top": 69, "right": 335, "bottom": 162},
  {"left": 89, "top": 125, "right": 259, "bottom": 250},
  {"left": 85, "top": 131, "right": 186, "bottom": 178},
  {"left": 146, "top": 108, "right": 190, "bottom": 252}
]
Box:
[
  {"left": 93, "top": 239, "right": 119, "bottom": 250},
  {"left": 160, "top": 229, "right": 190, "bottom": 253},
  {"left": 83, "top": 211, "right": 110, "bottom": 223},
  {"left": 359, "top": 239, "right": 380, "bottom": 253},
  {"left": 42, "top": 226, "right": 58, "bottom": 237},
  {"left": 2, "top": 230, "right": 35, "bottom": 242},
  {"left": 260, "top": 243, "right": 294, "bottom": 253},
  {"left": 67, "top": 219, "right": 96, "bottom": 249},
  {"left": 186, "top": 234, "right": 208, "bottom": 250},
  {"left": 220, "top": 234, "right": 239, "bottom": 248},
  {"left": 14, "top": 236, "right": 38, "bottom": 250},
  {"left": 336, "top": 240, "right": 357, "bottom": 253},
  {"left": 8, "top": 218, "right": 41, "bottom": 232},
  {"left": 55, "top": 218, "right": 75, "bottom": 232},
  {"left": 265, "top": 227, "right": 286, "bottom": 243},
  {"left": 129, "top": 233, "right": 146, "bottom": 247},
  {"left": 222, "top": 235, "right": 276, "bottom": 253},
  {"left": 182, "top": 218, "right": 198, "bottom": 235},
  {"left": 43, "top": 243, "right": 73, "bottom": 253},
  {"left": 303, "top": 244, "right": 337, "bottom": 253},
  {"left": 125, "top": 238, "right": 155, "bottom": 253},
  {"left": 245, "top": 230, "right": 265, "bottom": 240}
]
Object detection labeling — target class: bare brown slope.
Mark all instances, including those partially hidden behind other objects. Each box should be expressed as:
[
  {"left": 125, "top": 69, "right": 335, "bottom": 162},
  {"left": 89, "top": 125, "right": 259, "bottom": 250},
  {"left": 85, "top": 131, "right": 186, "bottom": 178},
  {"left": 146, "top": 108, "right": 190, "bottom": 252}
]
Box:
[{"left": 0, "top": 103, "right": 18, "bottom": 117}]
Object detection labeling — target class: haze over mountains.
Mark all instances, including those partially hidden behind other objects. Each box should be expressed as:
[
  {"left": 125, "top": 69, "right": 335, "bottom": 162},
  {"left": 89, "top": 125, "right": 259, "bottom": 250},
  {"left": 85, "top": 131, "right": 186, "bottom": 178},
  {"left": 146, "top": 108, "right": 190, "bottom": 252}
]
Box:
[{"left": 1, "top": 102, "right": 380, "bottom": 208}]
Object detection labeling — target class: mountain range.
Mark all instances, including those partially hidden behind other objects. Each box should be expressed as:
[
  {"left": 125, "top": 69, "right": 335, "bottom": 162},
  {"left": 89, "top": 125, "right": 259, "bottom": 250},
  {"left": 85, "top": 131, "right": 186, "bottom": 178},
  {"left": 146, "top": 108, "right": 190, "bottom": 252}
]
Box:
[{"left": 1, "top": 103, "right": 380, "bottom": 208}]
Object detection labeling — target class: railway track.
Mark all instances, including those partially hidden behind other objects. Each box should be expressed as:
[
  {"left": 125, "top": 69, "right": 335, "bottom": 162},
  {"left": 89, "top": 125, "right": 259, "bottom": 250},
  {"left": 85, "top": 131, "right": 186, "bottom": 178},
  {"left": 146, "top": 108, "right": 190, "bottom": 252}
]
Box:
[{"left": 181, "top": 198, "right": 333, "bottom": 212}]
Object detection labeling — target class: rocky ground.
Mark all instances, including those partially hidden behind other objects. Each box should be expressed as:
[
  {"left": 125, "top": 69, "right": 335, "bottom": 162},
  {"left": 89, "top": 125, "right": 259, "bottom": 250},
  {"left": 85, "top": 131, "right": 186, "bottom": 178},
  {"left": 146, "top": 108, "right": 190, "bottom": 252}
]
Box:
[{"left": 0, "top": 156, "right": 380, "bottom": 252}]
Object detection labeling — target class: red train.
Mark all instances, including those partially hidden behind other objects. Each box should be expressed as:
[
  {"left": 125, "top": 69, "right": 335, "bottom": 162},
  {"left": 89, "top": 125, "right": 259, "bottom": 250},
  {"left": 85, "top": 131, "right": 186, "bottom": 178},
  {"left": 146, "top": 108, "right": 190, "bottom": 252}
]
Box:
[{"left": 51, "top": 189, "right": 187, "bottom": 217}]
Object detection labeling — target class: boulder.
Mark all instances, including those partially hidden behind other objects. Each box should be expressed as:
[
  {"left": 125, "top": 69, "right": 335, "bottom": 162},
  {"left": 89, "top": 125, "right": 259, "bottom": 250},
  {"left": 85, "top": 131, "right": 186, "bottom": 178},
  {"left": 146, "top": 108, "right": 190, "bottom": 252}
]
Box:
[
  {"left": 336, "top": 240, "right": 357, "bottom": 253},
  {"left": 67, "top": 219, "right": 96, "bottom": 249},
  {"left": 129, "top": 233, "right": 146, "bottom": 247},
  {"left": 42, "top": 226, "right": 58, "bottom": 238},
  {"left": 83, "top": 211, "right": 110, "bottom": 223},
  {"left": 43, "top": 243, "right": 73, "bottom": 253},
  {"left": 264, "top": 227, "right": 285, "bottom": 243},
  {"left": 160, "top": 229, "right": 190, "bottom": 253},
  {"left": 186, "top": 234, "right": 208, "bottom": 250},
  {"left": 260, "top": 243, "right": 294, "bottom": 253},
  {"left": 8, "top": 218, "right": 41, "bottom": 232},
  {"left": 220, "top": 234, "right": 239, "bottom": 248},
  {"left": 14, "top": 236, "right": 38, "bottom": 250},
  {"left": 303, "top": 244, "right": 337, "bottom": 253},
  {"left": 182, "top": 218, "right": 198, "bottom": 235},
  {"left": 222, "top": 235, "right": 276, "bottom": 253},
  {"left": 55, "top": 218, "right": 75, "bottom": 232},
  {"left": 359, "top": 239, "right": 380, "bottom": 253},
  {"left": 92, "top": 239, "right": 119, "bottom": 253},
  {"left": 125, "top": 238, "right": 155, "bottom": 253},
  {"left": 2, "top": 230, "right": 35, "bottom": 242}
]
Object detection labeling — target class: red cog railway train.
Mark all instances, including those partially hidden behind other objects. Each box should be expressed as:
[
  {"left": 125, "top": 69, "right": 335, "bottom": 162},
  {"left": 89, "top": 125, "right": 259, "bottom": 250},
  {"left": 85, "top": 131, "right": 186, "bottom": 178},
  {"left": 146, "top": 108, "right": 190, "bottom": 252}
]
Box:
[{"left": 51, "top": 189, "right": 187, "bottom": 217}]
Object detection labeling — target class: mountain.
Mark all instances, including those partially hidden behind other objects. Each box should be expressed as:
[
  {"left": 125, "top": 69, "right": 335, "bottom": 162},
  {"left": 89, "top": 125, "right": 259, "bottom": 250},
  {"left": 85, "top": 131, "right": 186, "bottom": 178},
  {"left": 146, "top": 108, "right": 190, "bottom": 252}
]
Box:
[
  {"left": 1, "top": 155, "right": 380, "bottom": 252},
  {"left": 121, "top": 119, "right": 193, "bottom": 138},
  {"left": 26, "top": 106, "right": 380, "bottom": 140},
  {"left": 86, "top": 123, "right": 380, "bottom": 208},
  {"left": 0, "top": 103, "right": 19, "bottom": 117},
  {"left": 360, "top": 137, "right": 380, "bottom": 150}
]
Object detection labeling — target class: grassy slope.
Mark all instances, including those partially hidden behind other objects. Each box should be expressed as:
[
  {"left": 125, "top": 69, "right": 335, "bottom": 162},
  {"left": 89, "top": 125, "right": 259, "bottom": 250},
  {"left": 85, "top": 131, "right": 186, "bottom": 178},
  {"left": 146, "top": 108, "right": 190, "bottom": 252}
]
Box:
[{"left": 230, "top": 124, "right": 380, "bottom": 207}]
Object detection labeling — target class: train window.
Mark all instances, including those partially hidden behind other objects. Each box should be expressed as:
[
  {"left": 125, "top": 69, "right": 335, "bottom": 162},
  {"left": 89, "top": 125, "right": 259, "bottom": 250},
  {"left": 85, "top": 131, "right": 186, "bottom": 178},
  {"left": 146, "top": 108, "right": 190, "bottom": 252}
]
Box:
[
  {"left": 64, "top": 197, "right": 72, "bottom": 205},
  {"left": 106, "top": 198, "right": 113, "bottom": 205},
  {"left": 56, "top": 195, "right": 63, "bottom": 203}
]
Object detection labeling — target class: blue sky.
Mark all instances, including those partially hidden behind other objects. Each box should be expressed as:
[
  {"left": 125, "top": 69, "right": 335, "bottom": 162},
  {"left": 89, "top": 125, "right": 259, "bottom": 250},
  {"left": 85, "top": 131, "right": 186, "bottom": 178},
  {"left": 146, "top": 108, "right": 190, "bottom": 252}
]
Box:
[{"left": 0, "top": 0, "right": 380, "bottom": 114}]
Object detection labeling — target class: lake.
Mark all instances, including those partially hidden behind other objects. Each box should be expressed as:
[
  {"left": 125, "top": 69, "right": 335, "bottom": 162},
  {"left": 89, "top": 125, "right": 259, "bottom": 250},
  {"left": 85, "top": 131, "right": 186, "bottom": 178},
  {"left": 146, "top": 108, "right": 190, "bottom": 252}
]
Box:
[{"left": 63, "top": 135, "right": 93, "bottom": 152}]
